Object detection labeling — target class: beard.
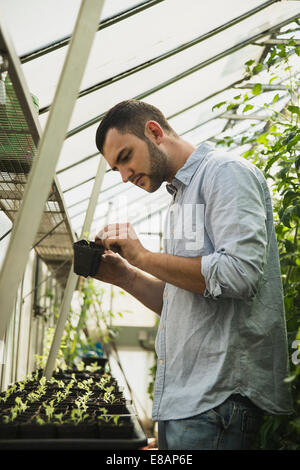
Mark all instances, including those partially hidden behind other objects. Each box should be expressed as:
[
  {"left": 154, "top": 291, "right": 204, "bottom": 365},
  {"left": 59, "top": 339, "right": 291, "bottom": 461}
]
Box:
[{"left": 145, "top": 138, "right": 169, "bottom": 192}]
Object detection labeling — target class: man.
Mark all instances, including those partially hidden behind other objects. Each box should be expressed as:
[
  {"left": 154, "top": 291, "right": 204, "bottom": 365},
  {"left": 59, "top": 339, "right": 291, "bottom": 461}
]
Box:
[{"left": 93, "top": 99, "right": 293, "bottom": 450}]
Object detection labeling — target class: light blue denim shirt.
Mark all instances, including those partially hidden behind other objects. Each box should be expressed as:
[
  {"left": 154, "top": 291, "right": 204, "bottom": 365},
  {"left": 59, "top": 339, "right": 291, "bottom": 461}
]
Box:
[{"left": 152, "top": 142, "right": 293, "bottom": 421}]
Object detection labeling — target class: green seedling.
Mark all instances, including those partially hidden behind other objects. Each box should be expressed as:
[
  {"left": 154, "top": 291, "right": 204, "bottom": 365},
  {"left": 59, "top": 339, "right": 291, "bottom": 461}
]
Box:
[
  {"left": 18, "top": 382, "right": 25, "bottom": 393},
  {"left": 43, "top": 400, "right": 55, "bottom": 422},
  {"left": 15, "top": 397, "right": 28, "bottom": 413},
  {"left": 103, "top": 386, "right": 117, "bottom": 404},
  {"left": 3, "top": 408, "right": 18, "bottom": 423},
  {"left": 77, "top": 378, "right": 94, "bottom": 392},
  {"left": 86, "top": 362, "right": 102, "bottom": 373},
  {"left": 54, "top": 390, "right": 64, "bottom": 404},
  {"left": 96, "top": 375, "right": 111, "bottom": 391},
  {"left": 97, "top": 408, "right": 121, "bottom": 426},
  {"left": 36, "top": 416, "right": 46, "bottom": 425},
  {"left": 53, "top": 413, "right": 64, "bottom": 425},
  {"left": 27, "top": 391, "right": 40, "bottom": 403},
  {"left": 1, "top": 383, "right": 17, "bottom": 402},
  {"left": 69, "top": 407, "right": 89, "bottom": 425},
  {"left": 76, "top": 360, "right": 85, "bottom": 371},
  {"left": 0, "top": 389, "right": 11, "bottom": 403}
]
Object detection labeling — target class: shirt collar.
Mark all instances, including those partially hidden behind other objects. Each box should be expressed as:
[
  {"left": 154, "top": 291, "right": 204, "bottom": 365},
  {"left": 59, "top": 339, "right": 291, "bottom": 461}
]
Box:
[{"left": 166, "top": 142, "right": 214, "bottom": 195}]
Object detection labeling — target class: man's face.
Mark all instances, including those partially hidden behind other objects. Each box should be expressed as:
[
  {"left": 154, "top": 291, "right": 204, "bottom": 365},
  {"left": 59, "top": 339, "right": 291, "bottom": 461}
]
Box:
[{"left": 102, "top": 127, "right": 168, "bottom": 193}]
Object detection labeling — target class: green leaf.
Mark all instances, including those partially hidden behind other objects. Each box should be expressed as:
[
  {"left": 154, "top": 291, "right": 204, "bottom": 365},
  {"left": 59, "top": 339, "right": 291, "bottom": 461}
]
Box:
[
  {"left": 282, "top": 190, "right": 298, "bottom": 210},
  {"left": 269, "top": 75, "right": 278, "bottom": 84},
  {"left": 253, "top": 63, "right": 263, "bottom": 74},
  {"left": 245, "top": 59, "right": 255, "bottom": 66},
  {"left": 212, "top": 101, "right": 227, "bottom": 111},
  {"left": 272, "top": 94, "right": 279, "bottom": 103},
  {"left": 292, "top": 204, "right": 300, "bottom": 218},
  {"left": 283, "top": 239, "right": 294, "bottom": 253},
  {"left": 243, "top": 104, "right": 254, "bottom": 113},
  {"left": 252, "top": 83, "right": 262, "bottom": 95},
  {"left": 226, "top": 103, "right": 235, "bottom": 111},
  {"left": 281, "top": 207, "right": 293, "bottom": 228},
  {"left": 256, "top": 133, "right": 268, "bottom": 146},
  {"left": 284, "top": 375, "right": 296, "bottom": 383},
  {"left": 288, "top": 105, "right": 300, "bottom": 117}
]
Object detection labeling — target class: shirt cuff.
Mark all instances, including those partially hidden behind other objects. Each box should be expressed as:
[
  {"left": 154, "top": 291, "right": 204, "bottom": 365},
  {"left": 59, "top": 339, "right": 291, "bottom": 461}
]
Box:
[{"left": 201, "top": 253, "right": 222, "bottom": 299}]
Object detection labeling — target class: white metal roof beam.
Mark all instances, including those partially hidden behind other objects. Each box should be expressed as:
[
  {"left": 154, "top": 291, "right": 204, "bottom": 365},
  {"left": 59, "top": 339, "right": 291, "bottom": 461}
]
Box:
[
  {"left": 0, "top": 0, "right": 106, "bottom": 340},
  {"left": 253, "top": 38, "right": 300, "bottom": 46},
  {"left": 39, "top": 0, "right": 280, "bottom": 115},
  {"left": 20, "top": 0, "right": 164, "bottom": 64},
  {"left": 44, "top": 157, "right": 107, "bottom": 380},
  {"left": 66, "top": 12, "right": 300, "bottom": 139}
]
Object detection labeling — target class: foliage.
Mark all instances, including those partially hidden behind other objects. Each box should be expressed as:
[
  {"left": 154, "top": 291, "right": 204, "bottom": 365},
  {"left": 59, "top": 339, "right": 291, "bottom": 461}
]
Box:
[
  {"left": 62, "top": 278, "right": 120, "bottom": 367},
  {"left": 212, "top": 38, "right": 300, "bottom": 449},
  {"left": 0, "top": 366, "right": 124, "bottom": 428},
  {"left": 34, "top": 279, "right": 122, "bottom": 371}
]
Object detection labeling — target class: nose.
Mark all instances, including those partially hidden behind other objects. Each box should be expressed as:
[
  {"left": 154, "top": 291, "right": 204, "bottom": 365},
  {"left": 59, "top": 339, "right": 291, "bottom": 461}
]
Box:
[{"left": 120, "top": 167, "right": 132, "bottom": 183}]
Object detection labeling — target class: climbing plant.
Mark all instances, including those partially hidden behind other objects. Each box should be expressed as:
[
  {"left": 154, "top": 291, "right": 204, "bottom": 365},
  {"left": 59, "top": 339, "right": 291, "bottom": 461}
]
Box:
[
  {"left": 212, "top": 37, "right": 300, "bottom": 449},
  {"left": 62, "top": 278, "right": 122, "bottom": 367}
]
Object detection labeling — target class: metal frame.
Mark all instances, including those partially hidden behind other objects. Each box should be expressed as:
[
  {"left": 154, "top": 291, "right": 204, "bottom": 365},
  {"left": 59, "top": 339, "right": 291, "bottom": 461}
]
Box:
[
  {"left": 20, "top": 0, "right": 164, "bottom": 64},
  {"left": 44, "top": 157, "right": 107, "bottom": 379},
  {"left": 39, "top": 0, "right": 279, "bottom": 115},
  {"left": 66, "top": 64, "right": 299, "bottom": 226},
  {"left": 65, "top": 12, "right": 300, "bottom": 139},
  {"left": 0, "top": 0, "right": 298, "bottom": 387},
  {"left": 253, "top": 38, "right": 300, "bottom": 46},
  {"left": 0, "top": 6, "right": 75, "bottom": 251},
  {"left": 0, "top": 0, "right": 106, "bottom": 340}
]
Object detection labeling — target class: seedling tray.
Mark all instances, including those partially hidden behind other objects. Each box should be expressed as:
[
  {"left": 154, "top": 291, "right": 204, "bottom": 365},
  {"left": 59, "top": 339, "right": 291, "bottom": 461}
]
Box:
[
  {"left": 0, "top": 367, "right": 148, "bottom": 450},
  {"left": 0, "top": 405, "right": 147, "bottom": 450}
]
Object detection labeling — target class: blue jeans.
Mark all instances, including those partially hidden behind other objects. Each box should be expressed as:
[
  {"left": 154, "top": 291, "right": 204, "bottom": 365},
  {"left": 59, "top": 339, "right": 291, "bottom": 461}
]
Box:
[{"left": 158, "top": 394, "right": 264, "bottom": 450}]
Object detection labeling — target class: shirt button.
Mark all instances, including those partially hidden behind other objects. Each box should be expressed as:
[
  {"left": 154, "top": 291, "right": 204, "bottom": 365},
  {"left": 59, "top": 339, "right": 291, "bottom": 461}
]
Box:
[
  {"left": 160, "top": 360, "right": 164, "bottom": 366},
  {"left": 164, "top": 291, "right": 168, "bottom": 297}
]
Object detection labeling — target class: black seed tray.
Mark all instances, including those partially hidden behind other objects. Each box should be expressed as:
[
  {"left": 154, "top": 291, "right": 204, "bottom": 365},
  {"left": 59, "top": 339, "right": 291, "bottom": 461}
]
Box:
[{"left": 0, "top": 405, "right": 147, "bottom": 450}]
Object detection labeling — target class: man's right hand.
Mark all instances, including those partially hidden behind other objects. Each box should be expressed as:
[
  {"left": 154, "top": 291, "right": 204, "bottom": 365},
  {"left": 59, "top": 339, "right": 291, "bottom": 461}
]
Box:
[{"left": 93, "top": 250, "right": 134, "bottom": 289}]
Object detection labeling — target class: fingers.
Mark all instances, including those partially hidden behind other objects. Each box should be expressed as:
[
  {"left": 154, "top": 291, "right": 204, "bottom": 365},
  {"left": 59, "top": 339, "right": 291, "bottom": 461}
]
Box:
[
  {"left": 102, "top": 251, "right": 122, "bottom": 263},
  {"left": 95, "top": 223, "right": 122, "bottom": 241},
  {"left": 95, "top": 223, "right": 138, "bottom": 248}
]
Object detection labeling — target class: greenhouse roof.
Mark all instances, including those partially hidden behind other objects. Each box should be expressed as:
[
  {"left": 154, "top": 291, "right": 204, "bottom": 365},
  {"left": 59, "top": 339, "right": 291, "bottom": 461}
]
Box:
[{"left": 0, "top": 0, "right": 299, "bottom": 289}]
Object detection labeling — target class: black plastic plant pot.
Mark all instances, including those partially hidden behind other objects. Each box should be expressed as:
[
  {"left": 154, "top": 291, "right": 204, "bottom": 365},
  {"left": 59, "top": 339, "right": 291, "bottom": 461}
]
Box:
[
  {"left": 0, "top": 424, "right": 18, "bottom": 439},
  {"left": 73, "top": 240, "right": 105, "bottom": 278},
  {"left": 98, "top": 422, "right": 134, "bottom": 439},
  {"left": 56, "top": 423, "right": 98, "bottom": 439},
  {"left": 95, "top": 404, "right": 130, "bottom": 415},
  {"left": 82, "top": 357, "right": 108, "bottom": 368},
  {"left": 19, "top": 423, "right": 56, "bottom": 439}
]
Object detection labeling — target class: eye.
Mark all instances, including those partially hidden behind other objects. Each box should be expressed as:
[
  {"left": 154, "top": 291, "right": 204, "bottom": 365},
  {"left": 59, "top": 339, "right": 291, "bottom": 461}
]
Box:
[{"left": 122, "top": 153, "right": 130, "bottom": 162}]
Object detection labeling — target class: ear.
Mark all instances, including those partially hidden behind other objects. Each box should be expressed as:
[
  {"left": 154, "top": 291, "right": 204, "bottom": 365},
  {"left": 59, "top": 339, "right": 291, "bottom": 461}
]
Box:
[{"left": 144, "top": 120, "right": 164, "bottom": 144}]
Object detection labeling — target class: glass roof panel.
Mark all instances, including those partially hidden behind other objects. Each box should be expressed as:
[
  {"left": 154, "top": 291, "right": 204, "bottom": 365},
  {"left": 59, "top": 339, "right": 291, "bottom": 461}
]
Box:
[
  {"left": 56, "top": 156, "right": 99, "bottom": 191},
  {"left": 1, "top": 0, "right": 299, "bottom": 243},
  {"left": 17, "top": 0, "right": 267, "bottom": 109},
  {"left": 0, "top": 0, "right": 148, "bottom": 56}
]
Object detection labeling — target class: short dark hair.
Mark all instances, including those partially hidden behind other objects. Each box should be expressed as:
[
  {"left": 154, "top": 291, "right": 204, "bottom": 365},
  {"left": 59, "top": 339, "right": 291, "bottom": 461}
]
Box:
[{"left": 95, "top": 99, "right": 177, "bottom": 154}]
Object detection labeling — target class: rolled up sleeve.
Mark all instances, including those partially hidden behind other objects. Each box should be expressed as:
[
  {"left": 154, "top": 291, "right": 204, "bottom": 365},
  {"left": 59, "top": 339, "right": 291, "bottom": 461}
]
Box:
[{"left": 201, "top": 160, "right": 268, "bottom": 300}]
